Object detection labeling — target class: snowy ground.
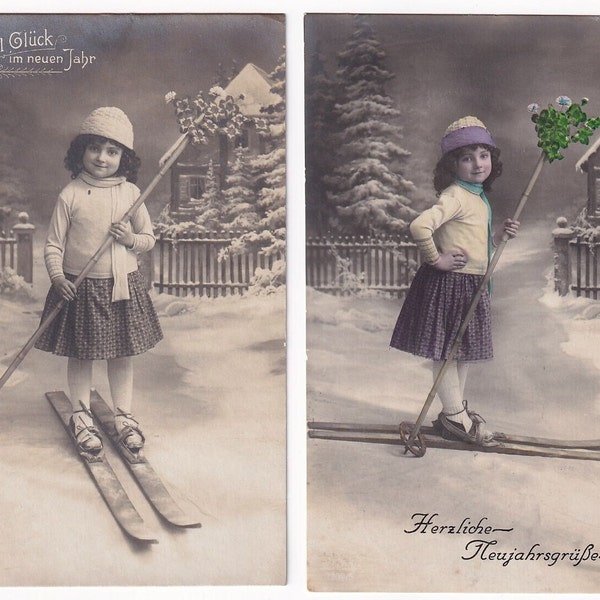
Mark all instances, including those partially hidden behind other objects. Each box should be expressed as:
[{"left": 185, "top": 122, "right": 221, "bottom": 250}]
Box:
[
  {"left": 0, "top": 229, "right": 286, "bottom": 587},
  {"left": 307, "top": 220, "right": 600, "bottom": 593}
]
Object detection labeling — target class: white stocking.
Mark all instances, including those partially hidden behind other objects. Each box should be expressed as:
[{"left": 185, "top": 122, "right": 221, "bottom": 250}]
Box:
[
  {"left": 107, "top": 356, "right": 133, "bottom": 414},
  {"left": 67, "top": 357, "right": 93, "bottom": 411},
  {"left": 457, "top": 361, "right": 470, "bottom": 399},
  {"left": 107, "top": 356, "right": 142, "bottom": 447},
  {"left": 431, "top": 360, "right": 471, "bottom": 430}
]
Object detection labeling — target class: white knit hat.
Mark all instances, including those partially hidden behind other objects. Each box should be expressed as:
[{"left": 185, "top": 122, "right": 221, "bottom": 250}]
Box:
[{"left": 79, "top": 107, "right": 134, "bottom": 150}]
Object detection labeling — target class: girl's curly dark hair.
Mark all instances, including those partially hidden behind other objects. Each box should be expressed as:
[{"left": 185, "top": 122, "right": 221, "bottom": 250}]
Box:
[
  {"left": 64, "top": 134, "right": 141, "bottom": 183},
  {"left": 433, "top": 144, "right": 502, "bottom": 195}
]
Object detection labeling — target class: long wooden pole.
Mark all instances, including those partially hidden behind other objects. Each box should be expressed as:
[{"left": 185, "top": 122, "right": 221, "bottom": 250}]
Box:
[
  {"left": 0, "top": 132, "right": 191, "bottom": 392},
  {"left": 405, "top": 152, "right": 547, "bottom": 447}
]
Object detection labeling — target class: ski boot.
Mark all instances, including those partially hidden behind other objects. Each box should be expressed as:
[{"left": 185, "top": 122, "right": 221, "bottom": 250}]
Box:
[
  {"left": 433, "top": 401, "right": 498, "bottom": 447},
  {"left": 115, "top": 409, "right": 145, "bottom": 454},
  {"left": 70, "top": 406, "right": 103, "bottom": 457}
]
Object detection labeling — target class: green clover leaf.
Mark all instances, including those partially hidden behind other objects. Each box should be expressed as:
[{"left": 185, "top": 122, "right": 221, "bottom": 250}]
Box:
[{"left": 530, "top": 97, "right": 600, "bottom": 162}]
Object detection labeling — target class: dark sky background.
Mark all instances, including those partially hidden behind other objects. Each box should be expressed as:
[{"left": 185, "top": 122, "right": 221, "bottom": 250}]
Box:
[
  {"left": 305, "top": 14, "right": 600, "bottom": 226},
  {"left": 3, "top": 13, "right": 600, "bottom": 231},
  {"left": 0, "top": 13, "right": 284, "bottom": 220}
]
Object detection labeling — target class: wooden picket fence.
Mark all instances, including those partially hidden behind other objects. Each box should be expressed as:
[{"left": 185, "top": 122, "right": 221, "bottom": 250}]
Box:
[
  {"left": 0, "top": 215, "right": 35, "bottom": 283},
  {"left": 152, "top": 231, "right": 282, "bottom": 297},
  {"left": 553, "top": 219, "right": 600, "bottom": 299},
  {"left": 0, "top": 234, "right": 16, "bottom": 272},
  {"left": 569, "top": 236, "right": 600, "bottom": 299},
  {"left": 306, "top": 235, "right": 420, "bottom": 297}
]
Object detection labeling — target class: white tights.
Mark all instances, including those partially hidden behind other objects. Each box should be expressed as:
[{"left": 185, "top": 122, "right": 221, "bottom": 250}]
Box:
[
  {"left": 67, "top": 356, "right": 133, "bottom": 413},
  {"left": 431, "top": 360, "right": 471, "bottom": 429}
]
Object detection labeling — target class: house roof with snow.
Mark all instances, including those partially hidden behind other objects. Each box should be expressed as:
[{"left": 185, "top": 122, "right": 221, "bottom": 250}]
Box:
[
  {"left": 575, "top": 134, "right": 600, "bottom": 173},
  {"left": 224, "top": 63, "right": 278, "bottom": 117}
]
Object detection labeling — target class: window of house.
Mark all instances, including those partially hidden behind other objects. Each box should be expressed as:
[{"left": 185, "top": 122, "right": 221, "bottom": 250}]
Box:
[{"left": 180, "top": 174, "right": 204, "bottom": 201}]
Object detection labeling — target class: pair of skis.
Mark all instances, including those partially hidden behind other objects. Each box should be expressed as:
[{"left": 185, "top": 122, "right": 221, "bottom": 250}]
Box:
[
  {"left": 308, "top": 420, "right": 600, "bottom": 461},
  {"left": 47, "top": 389, "right": 202, "bottom": 544}
]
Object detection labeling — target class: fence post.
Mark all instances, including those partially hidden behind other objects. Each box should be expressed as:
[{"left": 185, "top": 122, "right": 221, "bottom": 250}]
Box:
[
  {"left": 12, "top": 211, "right": 35, "bottom": 283},
  {"left": 552, "top": 216, "right": 574, "bottom": 296}
]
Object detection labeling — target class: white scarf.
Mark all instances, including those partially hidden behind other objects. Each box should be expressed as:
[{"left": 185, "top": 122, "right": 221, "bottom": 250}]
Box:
[{"left": 78, "top": 171, "right": 131, "bottom": 302}]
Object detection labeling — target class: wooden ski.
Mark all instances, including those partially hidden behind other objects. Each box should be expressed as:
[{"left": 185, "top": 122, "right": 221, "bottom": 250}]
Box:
[
  {"left": 46, "top": 391, "right": 158, "bottom": 543},
  {"left": 308, "top": 421, "right": 600, "bottom": 450},
  {"left": 308, "top": 421, "right": 600, "bottom": 461},
  {"left": 90, "top": 390, "right": 202, "bottom": 528}
]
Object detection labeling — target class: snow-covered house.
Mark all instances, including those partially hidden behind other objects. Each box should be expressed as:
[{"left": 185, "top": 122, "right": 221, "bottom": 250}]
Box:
[
  {"left": 575, "top": 136, "right": 600, "bottom": 224},
  {"left": 169, "top": 63, "right": 277, "bottom": 217}
]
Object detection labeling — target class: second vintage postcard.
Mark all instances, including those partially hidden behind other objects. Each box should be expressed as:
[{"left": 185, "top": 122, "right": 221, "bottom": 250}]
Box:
[{"left": 306, "top": 13, "right": 600, "bottom": 594}]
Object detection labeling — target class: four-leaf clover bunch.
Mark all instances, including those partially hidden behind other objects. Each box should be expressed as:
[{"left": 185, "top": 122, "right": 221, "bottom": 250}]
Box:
[
  {"left": 528, "top": 96, "right": 600, "bottom": 162},
  {"left": 165, "top": 88, "right": 267, "bottom": 146}
]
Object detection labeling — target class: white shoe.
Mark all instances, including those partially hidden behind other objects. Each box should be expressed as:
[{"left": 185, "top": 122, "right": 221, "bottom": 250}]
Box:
[
  {"left": 115, "top": 410, "right": 145, "bottom": 451},
  {"left": 70, "top": 409, "right": 103, "bottom": 454}
]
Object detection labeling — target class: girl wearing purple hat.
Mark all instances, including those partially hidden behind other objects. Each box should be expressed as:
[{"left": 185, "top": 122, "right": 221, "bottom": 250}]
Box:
[
  {"left": 390, "top": 116, "right": 519, "bottom": 446},
  {"left": 35, "top": 107, "right": 163, "bottom": 457}
]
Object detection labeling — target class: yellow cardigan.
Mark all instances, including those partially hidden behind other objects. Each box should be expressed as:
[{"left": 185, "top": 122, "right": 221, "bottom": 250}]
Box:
[{"left": 410, "top": 183, "right": 491, "bottom": 275}]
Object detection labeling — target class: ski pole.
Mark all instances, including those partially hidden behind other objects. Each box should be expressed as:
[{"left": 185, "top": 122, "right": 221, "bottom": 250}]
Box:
[
  {"left": 401, "top": 151, "right": 546, "bottom": 456},
  {"left": 0, "top": 128, "right": 193, "bottom": 393}
]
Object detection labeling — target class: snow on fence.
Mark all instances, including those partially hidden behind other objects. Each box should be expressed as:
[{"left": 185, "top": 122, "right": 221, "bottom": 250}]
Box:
[
  {"left": 0, "top": 213, "right": 35, "bottom": 283},
  {"left": 152, "top": 231, "right": 281, "bottom": 297},
  {"left": 553, "top": 216, "right": 600, "bottom": 299},
  {"left": 306, "top": 235, "right": 420, "bottom": 297}
]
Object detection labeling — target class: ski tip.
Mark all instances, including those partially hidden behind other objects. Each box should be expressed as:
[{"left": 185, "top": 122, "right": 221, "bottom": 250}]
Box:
[
  {"left": 137, "top": 536, "right": 160, "bottom": 544},
  {"left": 172, "top": 519, "right": 202, "bottom": 529},
  {"left": 160, "top": 507, "right": 203, "bottom": 528},
  {"left": 127, "top": 528, "right": 160, "bottom": 544}
]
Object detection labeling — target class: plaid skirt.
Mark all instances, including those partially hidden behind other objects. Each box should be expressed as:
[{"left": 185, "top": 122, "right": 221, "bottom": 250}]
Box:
[
  {"left": 34, "top": 270, "right": 163, "bottom": 360},
  {"left": 389, "top": 264, "right": 493, "bottom": 362}
]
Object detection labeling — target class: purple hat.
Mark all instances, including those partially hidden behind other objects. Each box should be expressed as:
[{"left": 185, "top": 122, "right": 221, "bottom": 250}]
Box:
[{"left": 441, "top": 116, "right": 495, "bottom": 155}]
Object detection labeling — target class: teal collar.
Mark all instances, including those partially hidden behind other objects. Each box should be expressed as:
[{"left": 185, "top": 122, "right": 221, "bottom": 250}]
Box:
[{"left": 455, "top": 179, "right": 484, "bottom": 195}]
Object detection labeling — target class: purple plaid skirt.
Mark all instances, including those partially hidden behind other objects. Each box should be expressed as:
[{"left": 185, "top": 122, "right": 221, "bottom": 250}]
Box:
[
  {"left": 34, "top": 270, "right": 163, "bottom": 360},
  {"left": 390, "top": 264, "right": 493, "bottom": 362}
]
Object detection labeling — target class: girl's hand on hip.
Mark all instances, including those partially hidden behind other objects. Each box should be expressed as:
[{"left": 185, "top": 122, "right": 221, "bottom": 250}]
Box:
[
  {"left": 52, "top": 276, "right": 77, "bottom": 301},
  {"left": 109, "top": 222, "right": 134, "bottom": 248},
  {"left": 433, "top": 249, "right": 468, "bottom": 271}
]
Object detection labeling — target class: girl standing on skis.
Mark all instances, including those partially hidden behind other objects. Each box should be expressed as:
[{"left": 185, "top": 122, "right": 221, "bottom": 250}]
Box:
[
  {"left": 390, "top": 116, "right": 519, "bottom": 446},
  {"left": 35, "top": 106, "right": 163, "bottom": 456}
]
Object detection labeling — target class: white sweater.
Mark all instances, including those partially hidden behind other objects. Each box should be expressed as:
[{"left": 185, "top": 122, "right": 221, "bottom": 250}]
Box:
[{"left": 44, "top": 176, "right": 155, "bottom": 281}]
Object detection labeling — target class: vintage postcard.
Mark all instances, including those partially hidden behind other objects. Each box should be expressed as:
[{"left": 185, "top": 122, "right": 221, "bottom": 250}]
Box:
[
  {"left": 306, "top": 13, "right": 600, "bottom": 593},
  {"left": 0, "top": 13, "right": 286, "bottom": 587}
]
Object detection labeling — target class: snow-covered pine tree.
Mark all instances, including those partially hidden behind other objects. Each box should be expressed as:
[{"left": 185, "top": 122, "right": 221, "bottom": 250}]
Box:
[
  {"left": 225, "top": 51, "right": 286, "bottom": 292},
  {"left": 254, "top": 49, "right": 286, "bottom": 256},
  {"left": 305, "top": 43, "right": 339, "bottom": 236},
  {"left": 193, "top": 160, "right": 224, "bottom": 232},
  {"left": 324, "top": 16, "right": 417, "bottom": 236},
  {"left": 221, "top": 147, "right": 259, "bottom": 230}
]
